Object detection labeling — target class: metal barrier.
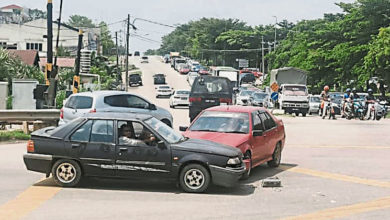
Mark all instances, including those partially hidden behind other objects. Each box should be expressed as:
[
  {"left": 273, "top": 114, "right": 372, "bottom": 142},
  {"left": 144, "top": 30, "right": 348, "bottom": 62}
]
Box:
[{"left": 0, "top": 110, "right": 60, "bottom": 133}]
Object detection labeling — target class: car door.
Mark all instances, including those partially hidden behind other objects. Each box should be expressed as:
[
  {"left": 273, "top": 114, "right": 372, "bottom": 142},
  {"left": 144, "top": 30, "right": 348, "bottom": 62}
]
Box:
[
  {"left": 103, "top": 94, "right": 155, "bottom": 115},
  {"left": 259, "top": 112, "right": 278, "bottom": 158},
  {"left": 250, "top": 111, "right": 268, "bottom": 163},
  {"left": 115, "top": 120, "right": 172, "bottom": 178},
  {"left": 67, "top": 119, "right": 116, "bottom": 177}
]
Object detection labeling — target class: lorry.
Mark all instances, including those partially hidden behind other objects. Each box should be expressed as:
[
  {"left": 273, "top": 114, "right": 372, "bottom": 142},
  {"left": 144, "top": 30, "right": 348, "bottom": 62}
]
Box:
[
  {"left": 209, "top": 66, "right": 240, "bottom": 88},
  {"left": 270, "top": 67, "right": 309, "bottom": 116}
]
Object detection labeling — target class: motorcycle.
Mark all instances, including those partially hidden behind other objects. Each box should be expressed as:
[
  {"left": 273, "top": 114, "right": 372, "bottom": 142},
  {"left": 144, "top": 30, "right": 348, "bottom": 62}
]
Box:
[
  {"left": 379, "top": 100, "right": 388, "bottom": 119},
  {"left": 322, "top": 100, "right": 336, "bottom": 120},
  {"left": 345, "top": 99, "right": 365, "bottom": 120}
]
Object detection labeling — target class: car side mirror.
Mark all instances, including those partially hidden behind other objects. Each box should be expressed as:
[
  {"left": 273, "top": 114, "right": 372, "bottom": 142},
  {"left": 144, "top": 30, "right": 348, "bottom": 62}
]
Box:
[
  {"left": 157, "top": 140, "right": 166, "bottom": 149},
  {"left": 149, "top": 104, "right": 157, "bottom": 110},
  {"left": 253, "top": 130, "right": 263, "bottom": 137},
  {"left": 179, "top": 126, "right": 188, "bottom": 132}
]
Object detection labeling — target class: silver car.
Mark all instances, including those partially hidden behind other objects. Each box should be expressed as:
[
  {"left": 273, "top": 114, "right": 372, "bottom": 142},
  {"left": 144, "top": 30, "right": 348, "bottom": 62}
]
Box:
[
  {"left": 236, "top": 90, "right": 257, "bottom": 106},
  {"left": 309, "top": 95, "right": 321, "bottom": 114},
  {"left": 59, "top": 91, "right": 173, "bottom": 127}
]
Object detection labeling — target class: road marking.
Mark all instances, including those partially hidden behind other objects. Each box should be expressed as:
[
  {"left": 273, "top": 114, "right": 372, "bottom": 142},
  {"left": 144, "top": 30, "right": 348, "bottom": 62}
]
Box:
[
  {"left": 287, "top": 145, "right": 390, "bottom": 149},
  {"left": 279, "top": 165, "right": 390, "bottom": 188},
  {"left": 0, "top": 178, "right": 61, "bottom": 220},
  {"left": 282, "top": 196, "right": 390, "bottom": 220}
]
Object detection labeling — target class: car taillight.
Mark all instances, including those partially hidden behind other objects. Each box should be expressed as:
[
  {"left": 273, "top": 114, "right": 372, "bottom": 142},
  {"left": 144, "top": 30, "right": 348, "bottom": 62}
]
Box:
[
  {"left": 60, "top": 108, "right": 64, "bottom": 119},
  {"left": 27, "top": 140, "right": 35, "bottom": 153},
  {"left": 89, "top": 109, "right": 96, "bottom": 113},
  {"left": 220, "top": 98, "right": 232, "bottom": 104},
  {"left": 189, "top": 97, "right": 201, "bottom": 102}
]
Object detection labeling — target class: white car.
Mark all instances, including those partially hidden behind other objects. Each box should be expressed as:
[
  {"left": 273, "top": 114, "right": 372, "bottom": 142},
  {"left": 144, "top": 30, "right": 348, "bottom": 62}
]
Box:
[
  {"left": 155, "top": 85, "right": 174, "bottom": 98},
  {"left": 169, "top": 90, "right": 190, "bottom": 108},
  {"left": 140, "top": 56, "right": 149, "bottom": 63},
  {"left": 187, "top": 71, "right": 199, "bottom": 86},
  {"left": 236, "top": 90, "right": 257, "bottom": 106}
]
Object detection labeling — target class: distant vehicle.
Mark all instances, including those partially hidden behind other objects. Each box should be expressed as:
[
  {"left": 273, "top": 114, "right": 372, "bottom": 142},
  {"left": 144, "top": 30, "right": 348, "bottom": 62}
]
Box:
[
  {"left": 25, "top": 112, "right": 244, "bottom": 193},
  {"left": 181, "top": 105, "right": 285, "bottom": 179},
  {"left": 178, "top": 64, "right": 191, "bottom": 74},
  {"left": 308, "top": 95, "right": 321, "bottom": 114},
  {"left": 250, "top": 92, "right": 271, "bottom": 108},
  {"left": 187, "top": 71, "right": 199, "bottom": 86},
  {"left": 140, "top": 56, "right": 149, "bottom": 63},
  {"left": 240, "top": 68, "right": 262, "bottom": 78},
  {"left": 153, "top": 74, "right": 166, "bottom": 85},
  {"left": 189, "top": 75, "right": 233, "bottom": 122},
  {"left": 59, "top": 91, "right": 173, "bottom": 127},
  {"left": 169, "top": 90, "right": 190, "bottom": 108},
  {"left": 239, "top": 72, "right": 256, "bottom": 85},
  {"left": 209, "top": 66, "right": 239, "bottom": 88},
  {"left": 129, "top": 73, "right": 142, "bottom": 87},
  {"left": 134, "top": 51, "right": 140, "bottom": 56},
  {"left": 329, "top": 92, "right": 343, "bottom": 115},
  {"left": 198, "top": 66, "right": 209, "bottom": 75},
  {"left": 174, "top": 58, "right": 187, "bottom": 71},
  {"left": 163, "top": 54, "right": 170, "bottom": 63},
  {"left": 189, "top": 61, "right": 201, "bottom": 72},
  {"left": 155, "top": 85, "right": 174, "bottom": 98},
  {"left": 236, "top": 90, "right": 256, "bottom": 106}
]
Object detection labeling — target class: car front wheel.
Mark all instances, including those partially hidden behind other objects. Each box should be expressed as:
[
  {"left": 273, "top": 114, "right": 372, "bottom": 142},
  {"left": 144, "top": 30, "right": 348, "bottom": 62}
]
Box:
[
  {"left": 52, "top": 159, "right": 82, "bottom": 187},
  {"left": 179, "top": 164, "right": 210, "bottom": 193}
]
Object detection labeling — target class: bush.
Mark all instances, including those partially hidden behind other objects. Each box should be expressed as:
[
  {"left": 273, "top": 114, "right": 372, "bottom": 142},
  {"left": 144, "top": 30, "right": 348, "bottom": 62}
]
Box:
[
  {"left": 0, "top": 130, "right": 30, "bottom": 142},
  {"left": 56, "top": 90, "right": 66, "bottom": 109},
  {"left": 6, "top": 96, "right": 12, "bottom": 109}
]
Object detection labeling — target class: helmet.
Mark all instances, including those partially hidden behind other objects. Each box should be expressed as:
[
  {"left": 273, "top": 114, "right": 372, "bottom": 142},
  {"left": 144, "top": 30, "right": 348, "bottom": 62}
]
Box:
[
  {"left": 346, "top": 88, "right": 351, "bottom": 93},
  {"left": 352, "top": 88, "right": 357, "bottom": 93},
  {"left": 324, "top": 86, "right": 329, "bottom": 91},
  {"left": 368, "top": 88, "right": 373, "bottom": 94}
]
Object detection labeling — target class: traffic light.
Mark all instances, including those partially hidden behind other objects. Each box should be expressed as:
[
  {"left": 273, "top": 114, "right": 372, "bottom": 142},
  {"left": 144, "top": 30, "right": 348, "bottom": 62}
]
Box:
[
  {"left": 72, "top": 75, "right": 80, "bottom": 94},
  {"left": 45, "top": 63, "right": 52, "bottom": 85}
]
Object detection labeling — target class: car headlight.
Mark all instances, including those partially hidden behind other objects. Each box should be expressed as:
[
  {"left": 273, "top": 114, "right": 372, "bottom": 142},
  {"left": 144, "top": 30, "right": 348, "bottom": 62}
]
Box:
[{"left": 227, "top": 157, "right": 241, "bottom": 165}]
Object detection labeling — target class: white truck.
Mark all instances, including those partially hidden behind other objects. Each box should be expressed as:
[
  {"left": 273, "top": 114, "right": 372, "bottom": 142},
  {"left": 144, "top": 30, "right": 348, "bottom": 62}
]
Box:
[
  {"left": 270, "top": 67, "right": 309, "bottom": 116},
  {"left": 209, "top": 66, "right": 240, "bottom": 88}
]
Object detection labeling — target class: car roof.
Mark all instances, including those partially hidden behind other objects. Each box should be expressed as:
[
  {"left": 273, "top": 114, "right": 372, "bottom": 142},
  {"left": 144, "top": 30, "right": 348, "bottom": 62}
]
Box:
[
  {"left": 205, "top": 105, "right": 266, "bottom": 113},
  {"left": 70, "top": 90, "right": 140, "bottom": 98},
  {"left": 84, "top": 112, "right": 153, "bottom": 121}
]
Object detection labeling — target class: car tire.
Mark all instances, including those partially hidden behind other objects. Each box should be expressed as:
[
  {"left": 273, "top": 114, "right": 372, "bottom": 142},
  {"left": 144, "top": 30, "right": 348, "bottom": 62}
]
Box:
[
  {"left": 52, "top": 159, "right": 82, "bottom": 187},
  {"left": 295, "top": 112, "right": 299, "bottom": 116},
  {"left": 241, "top": 151, "right": 252, "bottom": 180},
  {"left": 302, "top": 112, "right": 307, "bottom": 117},
  {"left": 179, "top": 164, "right": 210, "bottom": 193},
  {"left": 268, "top": 143, "right": 282, "bottom": 168}
]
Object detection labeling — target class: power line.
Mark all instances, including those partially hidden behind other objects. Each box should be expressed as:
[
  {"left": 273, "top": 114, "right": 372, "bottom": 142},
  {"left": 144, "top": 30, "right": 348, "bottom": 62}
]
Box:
[{"left": 133, "top": 17, "right": 177, "bottom": 28}]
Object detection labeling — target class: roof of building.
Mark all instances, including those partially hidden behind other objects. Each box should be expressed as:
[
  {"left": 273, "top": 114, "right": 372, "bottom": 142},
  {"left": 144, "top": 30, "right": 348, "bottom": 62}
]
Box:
[
  {"left": 1, "top": 4, "right": 23, "bottom": 10},
  {"left": 8, "top": 50, "right": 40, "bottom": 66},
  {"left": 40, "top": 58, "right": 75, "bottom": 68}
]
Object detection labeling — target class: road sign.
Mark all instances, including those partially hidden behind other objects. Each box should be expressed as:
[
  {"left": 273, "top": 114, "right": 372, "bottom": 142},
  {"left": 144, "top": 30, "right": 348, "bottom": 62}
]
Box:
[
  {"left": 238, "top": 59, "right": 249, "bottom": 68},
  {"left": 271, "top": 82, "right": 279, "bottom": 92},
  {"left": 271, "top": 92, "right": 278, "bottom": 101}
]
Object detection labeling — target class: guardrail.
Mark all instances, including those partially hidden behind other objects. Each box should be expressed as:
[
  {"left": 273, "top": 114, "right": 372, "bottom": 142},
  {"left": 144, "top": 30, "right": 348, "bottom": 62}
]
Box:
[{"left": 0, "top": 110, "right": 60, "bottom": 133}]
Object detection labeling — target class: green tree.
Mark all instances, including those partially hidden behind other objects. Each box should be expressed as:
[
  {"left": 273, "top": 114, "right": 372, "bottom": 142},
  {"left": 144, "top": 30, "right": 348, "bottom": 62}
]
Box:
[
  {"left": 99, "top": 22, "right": 115, "bottom": 56},
  {"left": 67, "top": 15, "right": 96, "bottom": 28}
]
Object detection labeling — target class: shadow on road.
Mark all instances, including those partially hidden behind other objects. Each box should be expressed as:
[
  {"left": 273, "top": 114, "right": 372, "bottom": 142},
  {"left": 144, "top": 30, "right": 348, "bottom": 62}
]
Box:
[{"left": 33, "top": 163, "right": 297, "bottom": 196}]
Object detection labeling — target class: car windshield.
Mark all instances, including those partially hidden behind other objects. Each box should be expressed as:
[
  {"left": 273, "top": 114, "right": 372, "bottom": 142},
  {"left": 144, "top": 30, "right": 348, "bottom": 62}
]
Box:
[
  {"left": 253, "top": 93, "right": 268, "bottom": 100},
  {"left": 191, "top": 77, "right": 231, "bottom": 94},
  {"left": 144, "top": 118, "right": 185, "bottom": 144},
  {"left": 310, "top": 96, "right": 321, "bottom": 102},
  {"left": 189, "top": 111, "right": 249, "bottom": 134},
  {"left": 240, "top": 90, "right": 255, "bottom": 96},
  {"left": 155, "top": 74, "right": 164, "bottom": 77},
  {"left": 159, "top": 86, "right": 170, "bottom": 89},
  {"left": 176, "top": 90, "right": 189, "bottom": 95},
  {"left": 283, "top": 86, "right": 307, "bottom": 96}
]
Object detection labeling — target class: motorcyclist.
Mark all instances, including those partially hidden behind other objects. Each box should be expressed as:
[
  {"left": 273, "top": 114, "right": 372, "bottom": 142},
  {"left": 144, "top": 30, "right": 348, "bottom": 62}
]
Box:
[
  {"left": 348, "top": 88, "right": 360, "bottom": 118},
  {"left": 320, "top": 85, "right": 330, "bottom": 119},
  {"left": 365, "top": 89, "right": 376, "bottom": 120},
  {"left": 342, "top": 88, "right": 351, "bottom": 117}
]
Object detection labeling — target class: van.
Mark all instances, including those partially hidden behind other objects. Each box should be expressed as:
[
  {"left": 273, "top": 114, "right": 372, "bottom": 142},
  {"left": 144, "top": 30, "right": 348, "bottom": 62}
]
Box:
[{"left": 189, "top": 76, "right": 233, "bottom": 121}]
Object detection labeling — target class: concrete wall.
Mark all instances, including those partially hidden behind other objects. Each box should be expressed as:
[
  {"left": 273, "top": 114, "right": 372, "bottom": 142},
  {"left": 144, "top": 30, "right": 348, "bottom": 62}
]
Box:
[{"left": 0, "top": 81, "right": 8, "bottom": 109}]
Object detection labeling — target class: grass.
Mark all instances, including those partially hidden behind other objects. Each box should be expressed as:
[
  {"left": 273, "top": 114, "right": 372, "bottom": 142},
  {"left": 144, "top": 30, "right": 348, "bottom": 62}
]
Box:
[
  {"left": 386, "top": 113, "right": 390, "bottom": 119},
  {"left": 0, "top": 130, "right": 30, "bottom": 142}
]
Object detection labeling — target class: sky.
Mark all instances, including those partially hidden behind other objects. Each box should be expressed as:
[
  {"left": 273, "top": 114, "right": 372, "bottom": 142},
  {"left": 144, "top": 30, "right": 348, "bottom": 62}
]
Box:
[{"left": 2, "top": 0, "right": 355, "bottom": 53}]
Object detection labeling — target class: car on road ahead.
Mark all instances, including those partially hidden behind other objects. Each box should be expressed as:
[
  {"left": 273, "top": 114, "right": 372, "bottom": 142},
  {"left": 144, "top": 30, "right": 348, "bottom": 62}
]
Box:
[
  {"left": 24, "top": 112, "right": 245, "bottom": 193},
  {"left": 153, "top": 74, "right": 166, "bottom": 85},
  {"left": 187, "top": 71, "right": 199, "bottom": 86},
  {"left": 60, "top": 91, "right": 173, "bottom": 127},
  {"left": 129, "top": 73, "right": 142, "bottom": 87},
  {"left": 170, "top": 90, "right": 190, "bottom": 108},
  {"left": 155, "top": 85, "right": 174, "bottom": 98},
  {"left": 236, "top": 90, "right": 256, "bottom": 106},
  {"left": 250, "top": 92, "right": 271, "bottom": 108},
  {"left": 181, "top": 106, "right": 285, "bottom": 179},
  {"left": 140, "top": 56, "right": 149, "bottom": 63},
  {"left": 309, "top": 95, "right": 321, "bottom": 114}
]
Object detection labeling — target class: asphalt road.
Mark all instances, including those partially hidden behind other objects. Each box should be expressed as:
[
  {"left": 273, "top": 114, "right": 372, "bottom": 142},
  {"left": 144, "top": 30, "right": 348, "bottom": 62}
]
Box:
[{"left": 1, "top": 56, "right": 390, "bottom": 220}]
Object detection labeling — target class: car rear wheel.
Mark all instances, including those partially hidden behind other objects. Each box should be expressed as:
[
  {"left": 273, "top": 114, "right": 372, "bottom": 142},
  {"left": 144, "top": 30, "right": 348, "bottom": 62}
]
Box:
[
  {"left": 241, "top": 151, "right": 252, "bottom": 180},
  {"left": 179, "top": 164, "right": 210, "bottom": 193},
  {"left": 268, "top": 143, "right": 282, "bottom": 168},
  {"left": 52, "top": 159, "right": 82, "bottom": 187}
]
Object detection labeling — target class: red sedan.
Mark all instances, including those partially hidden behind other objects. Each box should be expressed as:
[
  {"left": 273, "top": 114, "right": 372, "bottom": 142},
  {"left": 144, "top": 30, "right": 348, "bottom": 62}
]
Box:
[{"left": 181, "top": 105, "right": 285, "bottom": 178}]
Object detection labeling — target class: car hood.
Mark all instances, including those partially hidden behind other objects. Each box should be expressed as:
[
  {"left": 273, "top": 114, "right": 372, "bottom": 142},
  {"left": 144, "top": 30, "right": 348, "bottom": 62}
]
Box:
[
  {"left": 172, "top": 138, "right": 241, "bottom": 157},
  {"left": 183, "top": 131, "right": 249, "bottom": 148}
]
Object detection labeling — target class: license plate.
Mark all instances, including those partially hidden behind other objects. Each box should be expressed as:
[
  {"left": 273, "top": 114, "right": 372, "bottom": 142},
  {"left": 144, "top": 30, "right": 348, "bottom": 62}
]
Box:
[
  {"left": 205, "top": 99, "right": 216, "bottom": 103},
  {"left": 181, "top": 98, "right": 187, "bottom": 100}
]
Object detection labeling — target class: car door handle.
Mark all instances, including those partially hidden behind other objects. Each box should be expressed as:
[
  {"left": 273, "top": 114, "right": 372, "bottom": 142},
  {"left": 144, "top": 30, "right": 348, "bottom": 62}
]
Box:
[
  {"left": 71, "top": 144, "right": 80, "bottom": 149},
  {"left": 119, "top": 147, "right": 128, "bottom": 152}
]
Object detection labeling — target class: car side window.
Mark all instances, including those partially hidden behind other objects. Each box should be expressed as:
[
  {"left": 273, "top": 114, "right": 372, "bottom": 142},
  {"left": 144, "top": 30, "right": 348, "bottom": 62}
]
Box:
[
  {"left": 71, "top": 120, "right": 93, "bottom": 142},
  {"left": 68, "top": 96, "right": 93, "bottom": 109},
  {"left": 90, "top": 120, "right": 114, "bottom": 143},
  {"left": 252, "top": 112, "right": 264, "bottom": 131},
  {"left": 260, "top": 112, "right": 276, "bottom": 130},
  {"left": 265, "top": 112, "right": 276, "bottom": 128},
  {"left": 117, "top": 121, "right": 159, "bottom": 147},
  {"left": 126, "top": 95, "right": 149, "bottom": 109},
  {"left": 64, "top": 96, "right": 75, "bottom": 109},
  {"left": 104, "top": 95, "right": 127, "bottom": 107}
]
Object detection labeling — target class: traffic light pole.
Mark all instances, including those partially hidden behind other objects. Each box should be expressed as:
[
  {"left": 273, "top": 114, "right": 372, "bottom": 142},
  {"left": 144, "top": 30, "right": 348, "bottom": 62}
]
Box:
[
  {"left": 45, "top": 0, "right": 57, "bottom": 108},
  {"left": 125, "top": 14, "right": 130, "bottom": 92},
  {"left": 73, "top": 30, "right": 83, "bottom": 94}
]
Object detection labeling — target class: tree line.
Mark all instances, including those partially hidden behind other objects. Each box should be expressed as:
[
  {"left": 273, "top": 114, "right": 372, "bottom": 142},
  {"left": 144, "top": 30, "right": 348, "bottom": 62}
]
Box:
[{"left": 155, "top": 0, "right": 390, "bottom": 94}]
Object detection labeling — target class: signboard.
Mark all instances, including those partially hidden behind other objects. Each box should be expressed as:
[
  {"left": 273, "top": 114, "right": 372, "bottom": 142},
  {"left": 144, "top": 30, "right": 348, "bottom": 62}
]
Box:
[
  {"left": 271, "top": 82, "right": 279, "bottom": 92},
  {"left": 238, "top": 59, "right": 249, "bottom": 68},
  {"left": 271, "top": 92, "right": 279, "bottom": 101}
]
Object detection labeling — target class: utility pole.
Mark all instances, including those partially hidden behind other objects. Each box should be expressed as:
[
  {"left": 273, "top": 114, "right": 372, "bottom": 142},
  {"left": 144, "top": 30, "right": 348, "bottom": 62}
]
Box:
[
  {"left": 45, "top": 0, "right": 56, "bottom": 108},
  {"left": 73, "top": 30, "right": 83, "bottom": 94},
  {"left": 261, "top": 36, "right": 265, "bottom": 79},
  {"left": 273, "top": 16, "right": 277, "bottom": 49},
  {"left": 268, "top": 43, "right": 272, "bottom": 73},
  {"left": 115, "top": 31, "right": 120, "bottom": 88},
  {"left": 125, "top": 14, "right": 130, "bottom": 92}
]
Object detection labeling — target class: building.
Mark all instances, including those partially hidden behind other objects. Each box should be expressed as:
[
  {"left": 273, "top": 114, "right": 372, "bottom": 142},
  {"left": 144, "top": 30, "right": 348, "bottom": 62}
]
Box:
[
  {"left": 0, "top": 18, "right": 100, "bottom": 57},
  {"left": 0, "top": 4, "right": 28, "bottom": 24}
]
